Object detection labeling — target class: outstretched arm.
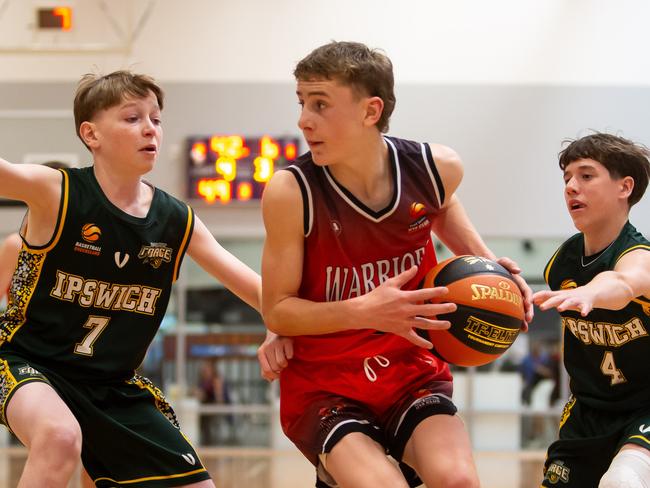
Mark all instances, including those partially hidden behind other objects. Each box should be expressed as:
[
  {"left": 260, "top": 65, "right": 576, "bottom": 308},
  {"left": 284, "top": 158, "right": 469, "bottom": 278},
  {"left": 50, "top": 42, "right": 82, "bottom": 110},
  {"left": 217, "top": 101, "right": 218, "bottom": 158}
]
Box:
[
  {"left": 261, "top": 170, "right": 456, "bottom": 349},
  {"left": 186, "top": 216, "right": 293, "bottom": 379},
  {"left": 429, "top": 144, "right": 533, "bottom": 326},
  {"left": 534, "top": 249, "right": 650, "bottom": 315},
  {"left": 186, "top": 216, "right": 261, "bottom": 311}
]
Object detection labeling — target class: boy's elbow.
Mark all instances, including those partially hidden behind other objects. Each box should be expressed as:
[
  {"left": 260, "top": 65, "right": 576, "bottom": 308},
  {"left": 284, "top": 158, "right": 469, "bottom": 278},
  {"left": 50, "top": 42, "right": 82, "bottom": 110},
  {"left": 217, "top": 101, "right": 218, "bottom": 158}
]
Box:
[{"left": 262, "top": 308, "right": 284, "bottom": 335}]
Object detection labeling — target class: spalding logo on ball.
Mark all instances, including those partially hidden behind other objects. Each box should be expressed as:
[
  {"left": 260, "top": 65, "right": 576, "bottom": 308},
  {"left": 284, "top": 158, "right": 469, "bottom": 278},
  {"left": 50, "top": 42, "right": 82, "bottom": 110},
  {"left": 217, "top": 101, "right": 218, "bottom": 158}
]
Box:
[
  {"left": 423, "top": 255, "right": 524, "bottom": 367},
  {"left": 81, "top": 223, "right": 102, "bottom": 243}
]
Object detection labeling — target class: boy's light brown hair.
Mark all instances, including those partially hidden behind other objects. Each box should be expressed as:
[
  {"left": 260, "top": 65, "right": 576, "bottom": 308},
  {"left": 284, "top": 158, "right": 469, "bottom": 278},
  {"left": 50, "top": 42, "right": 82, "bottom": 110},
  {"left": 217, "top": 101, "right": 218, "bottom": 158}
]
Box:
[
  {"left": 294, "top": 41, "right": 396, "bottom": 133},
  {"left": 73, "top": 70, "right": 164, "bottom": 149}
]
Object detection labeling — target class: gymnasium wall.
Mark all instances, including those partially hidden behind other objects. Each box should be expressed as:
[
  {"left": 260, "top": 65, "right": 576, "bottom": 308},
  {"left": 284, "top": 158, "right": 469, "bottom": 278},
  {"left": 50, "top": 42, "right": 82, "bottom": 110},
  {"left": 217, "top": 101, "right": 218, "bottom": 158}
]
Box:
[{"left": 0, "top": 0, "right": 648, "bottom": 240}]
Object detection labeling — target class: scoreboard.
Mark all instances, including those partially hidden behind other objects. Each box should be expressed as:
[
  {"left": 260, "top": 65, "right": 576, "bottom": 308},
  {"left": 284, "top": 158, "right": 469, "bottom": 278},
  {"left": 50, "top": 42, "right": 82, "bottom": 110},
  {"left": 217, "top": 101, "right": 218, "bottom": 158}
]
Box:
[{"left": 187, "top": 135, "right": 300, "bottom": 205}]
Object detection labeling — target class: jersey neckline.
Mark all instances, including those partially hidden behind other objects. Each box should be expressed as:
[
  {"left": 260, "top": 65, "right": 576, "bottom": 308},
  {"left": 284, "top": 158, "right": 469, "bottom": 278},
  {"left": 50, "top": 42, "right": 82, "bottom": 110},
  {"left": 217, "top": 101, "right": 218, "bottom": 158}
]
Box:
[
  {"left": 86, "top": 166, "right": 160, "bottom": 227},
  {"left": 321, "top": 137, "right": 401, "bottom": 222}
]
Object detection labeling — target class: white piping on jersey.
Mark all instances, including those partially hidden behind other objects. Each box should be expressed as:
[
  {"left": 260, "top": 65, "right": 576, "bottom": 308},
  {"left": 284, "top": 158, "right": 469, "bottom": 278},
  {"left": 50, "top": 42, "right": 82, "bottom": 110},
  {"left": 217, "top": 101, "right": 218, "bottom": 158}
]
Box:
[
  {"left": 393, "top": 393, "right": 454, "bottom": 436},
  {"left": 321, "top": 419, "right": 373, "bottom": 453},
  {"left": 288, "top": 165, "right": 315, "bottom": 237},
  {"left": 363, "top": 355, "right": 390, "bottom": 382},
  {"left": 420, "top": 142, "right": 443, "bottom": 208},
  {"left": 322, "top": 139, "right": 402, "bottom": 223}
]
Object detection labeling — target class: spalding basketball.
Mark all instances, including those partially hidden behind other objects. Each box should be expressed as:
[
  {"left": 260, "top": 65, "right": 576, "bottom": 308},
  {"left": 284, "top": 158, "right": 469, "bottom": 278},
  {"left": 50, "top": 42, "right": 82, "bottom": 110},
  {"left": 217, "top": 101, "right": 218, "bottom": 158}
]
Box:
[{"left": 423, "top": 255, "right": 524, "bottom": 367}]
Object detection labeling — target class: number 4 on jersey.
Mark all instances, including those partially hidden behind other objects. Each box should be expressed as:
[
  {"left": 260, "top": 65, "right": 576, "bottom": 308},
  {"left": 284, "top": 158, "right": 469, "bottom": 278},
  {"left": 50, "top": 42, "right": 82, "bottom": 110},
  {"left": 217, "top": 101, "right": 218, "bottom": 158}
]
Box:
[
  {"left": 600, "top": 351, "right": 626, "bottom": 385},
  {"left": 75, "top": 316, "right": 110, "bottom": 356}
]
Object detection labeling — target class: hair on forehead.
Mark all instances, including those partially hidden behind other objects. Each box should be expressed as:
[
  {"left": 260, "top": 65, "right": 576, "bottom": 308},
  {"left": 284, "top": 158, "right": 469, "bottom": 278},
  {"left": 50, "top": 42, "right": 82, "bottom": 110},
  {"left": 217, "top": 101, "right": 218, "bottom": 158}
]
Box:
[
  {"left": 559, "top": 132, "right": 650, "bottom": 207},
  {"left": 294, "top": 41, "right": 396, "bottom": 133},
  {"left": 73, "top": 70, "right": 164, "bottom": 149}
]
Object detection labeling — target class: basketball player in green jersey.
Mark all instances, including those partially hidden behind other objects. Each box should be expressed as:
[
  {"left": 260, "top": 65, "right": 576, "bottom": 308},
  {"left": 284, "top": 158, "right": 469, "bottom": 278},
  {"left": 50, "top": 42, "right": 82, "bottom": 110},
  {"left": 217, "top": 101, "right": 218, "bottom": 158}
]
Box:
[
  {"left": 0, "top": 71, "right": 274, "bottom": 487},
  {"left": 534, "top": 133, "right": 650, "bottom": 488}
]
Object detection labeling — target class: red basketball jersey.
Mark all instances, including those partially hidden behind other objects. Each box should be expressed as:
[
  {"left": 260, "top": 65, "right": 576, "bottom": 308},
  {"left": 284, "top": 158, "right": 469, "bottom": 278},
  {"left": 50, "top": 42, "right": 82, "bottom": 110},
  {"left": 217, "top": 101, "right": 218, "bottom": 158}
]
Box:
[{"left": 284, "top": 136, "right": 449, "bottom": 364}]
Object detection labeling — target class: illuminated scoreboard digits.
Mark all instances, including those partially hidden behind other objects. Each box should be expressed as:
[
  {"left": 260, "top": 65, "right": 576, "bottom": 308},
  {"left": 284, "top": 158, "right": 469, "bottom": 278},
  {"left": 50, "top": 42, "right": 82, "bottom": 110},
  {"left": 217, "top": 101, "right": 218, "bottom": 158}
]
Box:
[
  {"left": 187, "top": 135, "right": 300, "bottom": 204},
  {"left": 37, "top": 7, "right": 73, "bottom": 31}
]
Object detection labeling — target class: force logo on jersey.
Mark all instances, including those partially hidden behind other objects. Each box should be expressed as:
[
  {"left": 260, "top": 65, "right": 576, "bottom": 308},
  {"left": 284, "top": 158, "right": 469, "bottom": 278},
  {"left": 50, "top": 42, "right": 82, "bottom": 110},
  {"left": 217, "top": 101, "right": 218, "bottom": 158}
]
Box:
[
  {"left": 408, "top": 202, "right": 430, "bottom": 233},
  {"left": 545, "top": 460, "right": 570, "bottom": 484},
  {"left": 74, "top": 223, "right": 103, "bottom": 256},
  {"left": 138, "top": 243, "right": 173, "bottom": 269}
]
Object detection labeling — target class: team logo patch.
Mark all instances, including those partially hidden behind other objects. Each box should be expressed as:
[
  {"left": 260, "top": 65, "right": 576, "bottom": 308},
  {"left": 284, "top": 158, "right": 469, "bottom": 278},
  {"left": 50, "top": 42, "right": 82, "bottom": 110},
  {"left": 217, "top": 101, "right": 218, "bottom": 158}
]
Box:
[
  {"left": 560, "top": 279, "right": 578, "bottom": 290},
  {"left": 544, "top": 460, "right": 570, "bottom": 484},
  {"left": 331, "top": 220, "right": 342, "bottom": 235},
  {"left": 17, "top": 366, "right": 42, "bottom": 376},
  {"left": 81, "top": 223, "right": 101, "bottom": 243},
  {"left": 114, "top": 252, "right": 130, "bottom": 268},
  {"left": 138, "top": 243, "right": 173, "bottom": 269},
  {"left": 181, "top": 453, "right": 196, "bottom": 465},
  {"left": 413, "top": 392, "right": 442, "bottom": 411},
  {"left": 74, "top": 224, "right": 102, "bottom": 256},
  {"left": 408, "top": 202, "right": 430, "bottom": 233}
]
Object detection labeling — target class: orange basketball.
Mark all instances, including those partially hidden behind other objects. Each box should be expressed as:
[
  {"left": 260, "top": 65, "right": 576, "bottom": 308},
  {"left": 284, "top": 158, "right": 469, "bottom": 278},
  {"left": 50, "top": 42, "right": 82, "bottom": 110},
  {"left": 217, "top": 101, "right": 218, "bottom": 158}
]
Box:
[{"left": 423, "top": 255, "right": 524, "bottom": 367}]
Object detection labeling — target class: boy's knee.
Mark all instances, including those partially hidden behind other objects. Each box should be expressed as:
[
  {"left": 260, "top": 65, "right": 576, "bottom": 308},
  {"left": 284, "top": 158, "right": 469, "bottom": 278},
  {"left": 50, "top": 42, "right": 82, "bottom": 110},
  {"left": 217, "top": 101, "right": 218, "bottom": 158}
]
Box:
[
  {"left": 34, "top": 420, "right": 82, "bottom": 458},
  {"left": 599, "top": 467, "right": 645, "bottom": 488},
  {"left": 437, "top": 471, "right": 479, "bottom": 488},
  {"left": 599, "top": 449, "right": 650, "bottom": 488}
]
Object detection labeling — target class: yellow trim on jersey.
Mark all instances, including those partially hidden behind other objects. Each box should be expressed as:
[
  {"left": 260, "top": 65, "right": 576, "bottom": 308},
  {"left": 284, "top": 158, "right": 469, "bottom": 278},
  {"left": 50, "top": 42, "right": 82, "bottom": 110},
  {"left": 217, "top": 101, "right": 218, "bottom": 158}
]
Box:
[
  {"left": 627, "top": 435, "right": 650, "bottom": 446},
  {"left": 94, "top": 467, "right": 207, "bottom": 485},
  {"left": 544, "top": 246, "right": 563, "bottom": 285},
  {"left": 173, "top": 204, "right": 194, "bottom": 282},
  {"left": 558, "top": 396, "right": 576, "bottom": 429},
  {"left": 615, "top": 244, "right": 650, "bottom": 264},
  {"left": 26, "top": 168, "right": 69, "bottom": 254}
]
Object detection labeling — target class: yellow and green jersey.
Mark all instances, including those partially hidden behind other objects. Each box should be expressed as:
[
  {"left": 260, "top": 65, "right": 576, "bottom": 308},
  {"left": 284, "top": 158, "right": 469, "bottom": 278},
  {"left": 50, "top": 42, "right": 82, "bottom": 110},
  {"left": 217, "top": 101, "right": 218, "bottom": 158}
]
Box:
[
  {"left": 0, "top": 167, "right": 194, "bottom": 381},
  {"left": 544, "top": 221, "right": 650, "bottom": 410}
]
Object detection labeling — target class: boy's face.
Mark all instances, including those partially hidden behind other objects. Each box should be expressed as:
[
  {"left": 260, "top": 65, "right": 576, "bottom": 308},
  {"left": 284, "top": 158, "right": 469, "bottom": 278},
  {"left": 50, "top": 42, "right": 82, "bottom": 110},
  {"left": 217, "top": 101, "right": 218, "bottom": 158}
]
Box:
[
  {"left": 296, "top": 77, "right": 376, "bottom": 166},
  {"left": 563, "top": 158, "right": 630, "bottom": 232},
  {"left": 84, "top": 90, "right": 162, "bottom": 175}
]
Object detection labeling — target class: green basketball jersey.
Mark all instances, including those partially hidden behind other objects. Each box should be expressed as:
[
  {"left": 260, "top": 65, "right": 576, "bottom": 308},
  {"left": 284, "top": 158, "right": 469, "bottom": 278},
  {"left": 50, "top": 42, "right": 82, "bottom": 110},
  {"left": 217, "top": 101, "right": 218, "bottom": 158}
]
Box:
[
  {"left": 544, "top": 221, "right": 650, "bottom": 410},
  {"left": 0, "top": 167, "right": 194, "bottom": 381}
]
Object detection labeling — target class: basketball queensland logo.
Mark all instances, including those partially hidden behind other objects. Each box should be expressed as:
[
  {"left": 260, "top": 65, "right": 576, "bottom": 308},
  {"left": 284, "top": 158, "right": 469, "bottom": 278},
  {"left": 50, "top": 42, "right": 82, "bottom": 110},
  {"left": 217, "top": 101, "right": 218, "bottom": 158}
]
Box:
[
  {"left": 74, "top": 223, "right": 102, "bottom": 256},
  {"left": 408, "top": 202, "right": 430, "bottom": 233},
  {"left": 560, "top": 279, "right": 578, "bottom": 290},
  {"left": 138, "top": 242, "right": 173, "bottom": 269}
]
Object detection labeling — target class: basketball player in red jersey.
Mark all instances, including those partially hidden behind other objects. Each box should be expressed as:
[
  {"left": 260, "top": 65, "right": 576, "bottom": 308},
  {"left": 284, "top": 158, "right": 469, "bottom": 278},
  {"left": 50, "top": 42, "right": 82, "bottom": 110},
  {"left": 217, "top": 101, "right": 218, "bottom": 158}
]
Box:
[{"left": 261, "top": 41, "right": 533, "bottom": 488}]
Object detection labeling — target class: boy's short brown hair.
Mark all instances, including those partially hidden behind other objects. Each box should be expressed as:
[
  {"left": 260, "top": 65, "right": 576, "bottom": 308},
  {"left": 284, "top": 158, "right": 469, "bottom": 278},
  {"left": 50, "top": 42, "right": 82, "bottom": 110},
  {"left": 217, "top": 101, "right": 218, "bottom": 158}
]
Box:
[
  {"left": 559, "top": 133, "right": 650, "bottom": 207},
  {"left": 73, "top": 70, "right": 164, "bottom": 149},
  {"left": 294, "top": 41, "right": 396, "bottom": 133}
]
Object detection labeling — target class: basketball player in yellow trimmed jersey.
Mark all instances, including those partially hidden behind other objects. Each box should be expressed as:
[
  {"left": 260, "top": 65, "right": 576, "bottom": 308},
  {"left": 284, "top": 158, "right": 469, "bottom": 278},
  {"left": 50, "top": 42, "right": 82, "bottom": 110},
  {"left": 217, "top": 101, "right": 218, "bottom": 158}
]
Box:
[
  {"left": 0, "top": 71, "right": 272, "bottom": 488},
  {"left": 534, "top": 133, "right": 650, "bottom": 488}
]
